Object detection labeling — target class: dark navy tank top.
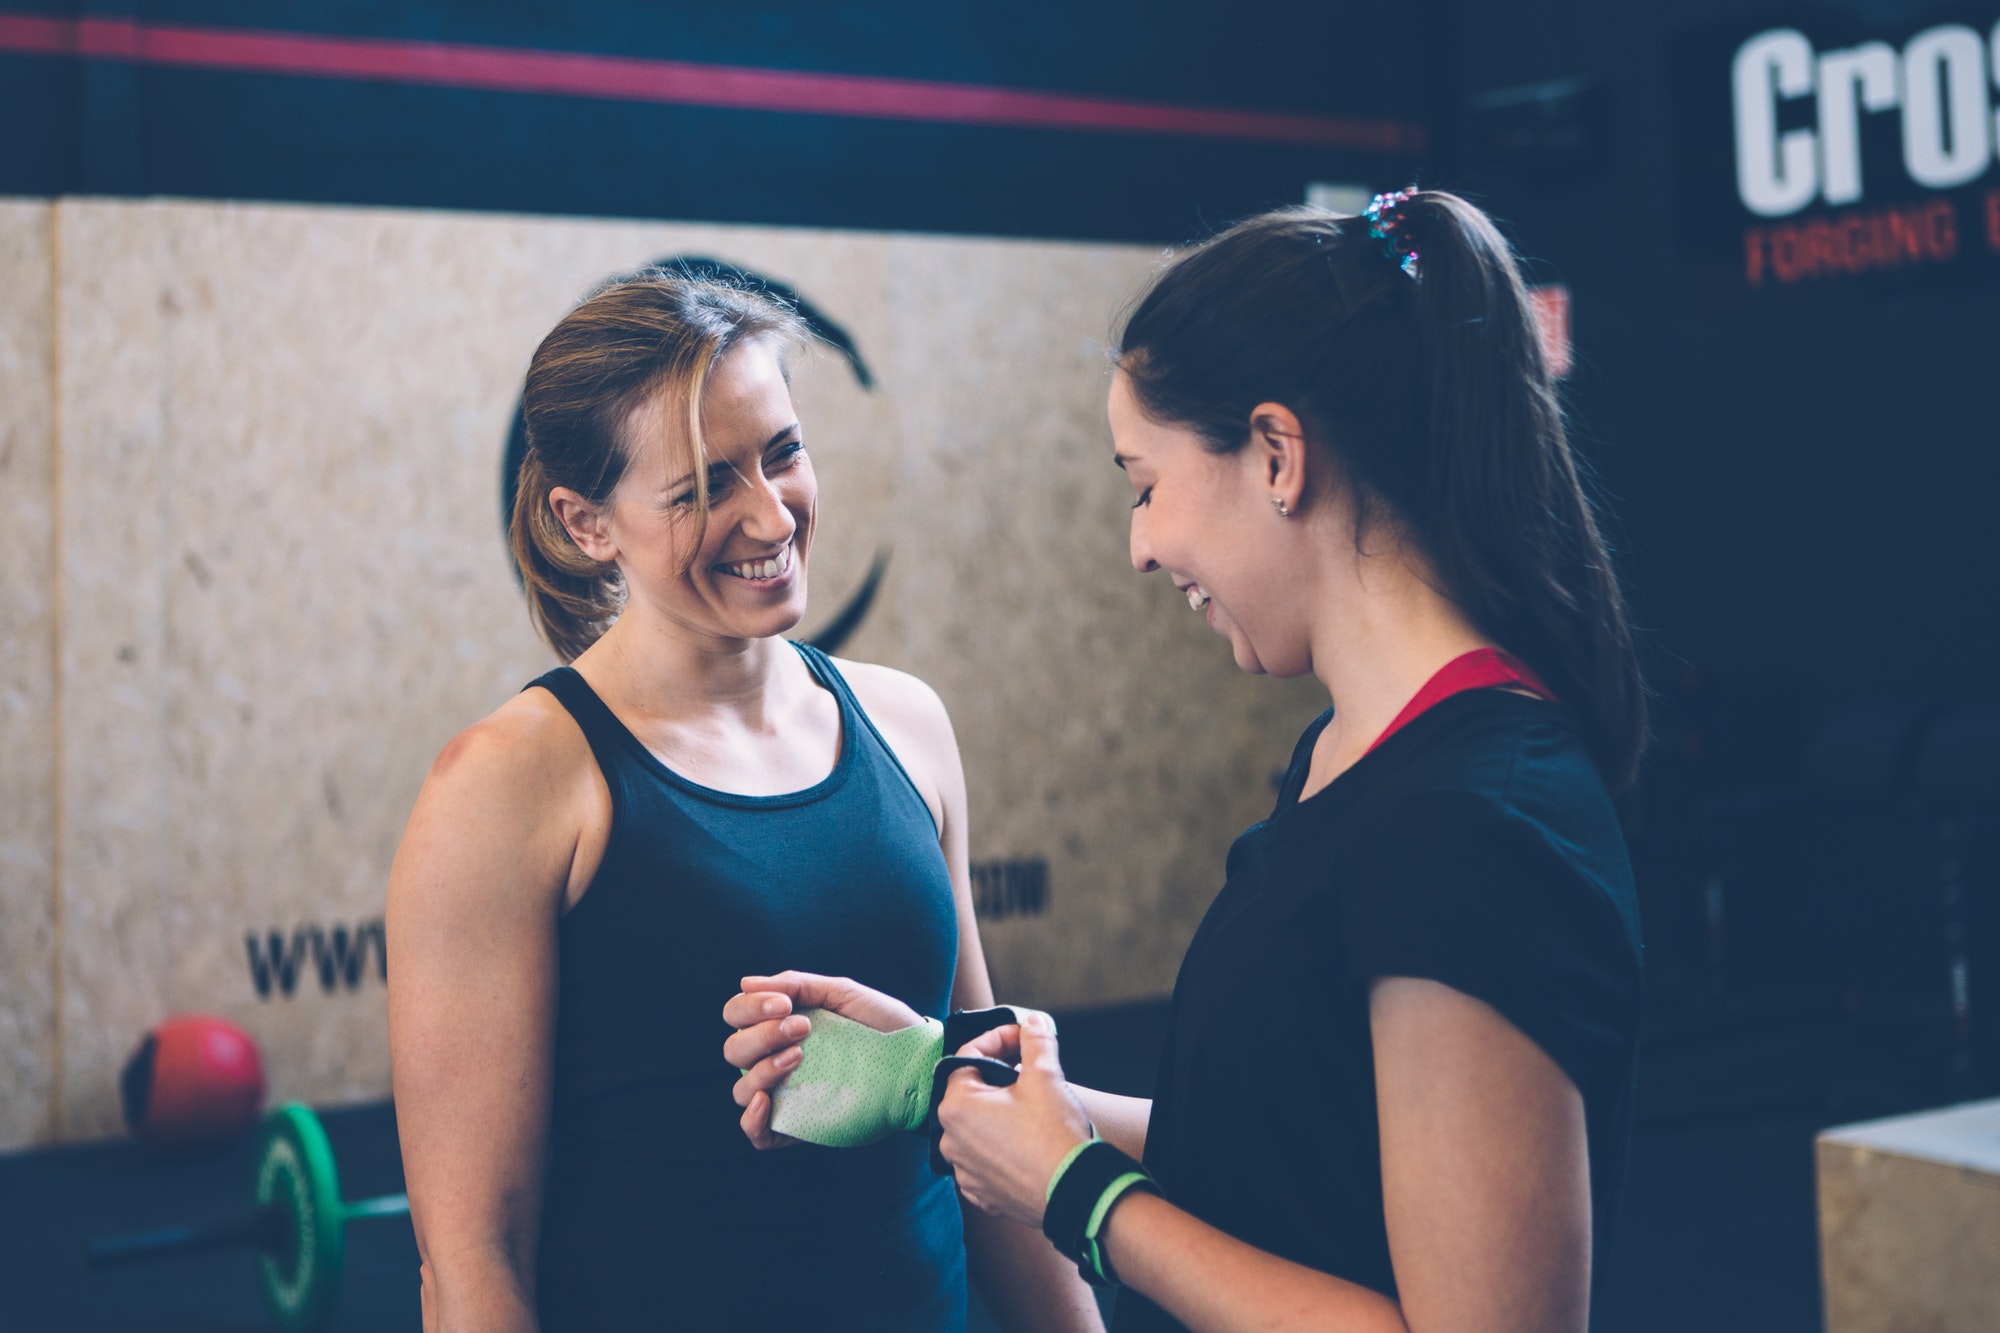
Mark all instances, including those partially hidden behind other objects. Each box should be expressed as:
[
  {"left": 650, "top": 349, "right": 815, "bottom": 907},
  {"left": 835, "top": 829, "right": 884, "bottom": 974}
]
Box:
[{"left": 528, "top": 642, "right": 965, "bottom": 1332}]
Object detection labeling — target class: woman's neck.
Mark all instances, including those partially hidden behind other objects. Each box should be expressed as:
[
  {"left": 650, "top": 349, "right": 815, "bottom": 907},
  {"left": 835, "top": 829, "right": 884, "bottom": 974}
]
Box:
[
  {"left": 582, "top": 603, "right": 796, "bottom": 726},
  {"left": 1303, "top": 551, "right": 1495, "bottom": 780}
]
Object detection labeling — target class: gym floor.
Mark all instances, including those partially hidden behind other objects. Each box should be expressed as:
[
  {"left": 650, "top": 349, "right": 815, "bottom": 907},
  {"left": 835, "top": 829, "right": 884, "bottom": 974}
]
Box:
[{"left": 0, "top": 999, "right": 1894, "bottom": 1332}]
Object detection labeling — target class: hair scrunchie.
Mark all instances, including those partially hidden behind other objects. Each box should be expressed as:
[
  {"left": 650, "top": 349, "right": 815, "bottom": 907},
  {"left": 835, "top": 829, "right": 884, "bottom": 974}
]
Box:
[{"left": 1365, "top": 188, "right": 1422, "bottom": 277}]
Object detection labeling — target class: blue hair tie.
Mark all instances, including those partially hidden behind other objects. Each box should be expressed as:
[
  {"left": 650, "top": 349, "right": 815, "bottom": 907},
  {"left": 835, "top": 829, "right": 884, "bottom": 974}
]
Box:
[{"left": 1364, "top": 189, "right": 1421, "bottom": 278}]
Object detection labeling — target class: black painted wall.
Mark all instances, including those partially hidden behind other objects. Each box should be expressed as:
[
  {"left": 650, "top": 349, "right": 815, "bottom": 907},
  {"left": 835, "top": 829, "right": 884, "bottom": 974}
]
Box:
[
  {"left": 0, "top": 0, "right": 1433, "bottom": 239},
  {"left": 1437, "top": 0, "right": 1998, "bottom": 1055},
  {"left": 1446, "top": 0, "right": 1996, "bottom": 706}
]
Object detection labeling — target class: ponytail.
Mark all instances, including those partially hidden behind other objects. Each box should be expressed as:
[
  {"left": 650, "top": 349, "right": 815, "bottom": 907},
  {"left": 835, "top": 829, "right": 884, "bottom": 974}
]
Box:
[
  {"left": 1399, "top": 192, "right": 1645, "bottom": 789},
  {"left": 1117, "top": 193, "right": 1646, "bottom": 787}
]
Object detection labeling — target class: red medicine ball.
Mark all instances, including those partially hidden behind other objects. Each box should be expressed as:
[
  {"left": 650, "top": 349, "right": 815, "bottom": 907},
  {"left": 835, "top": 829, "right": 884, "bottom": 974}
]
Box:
[{"left": 120, "top": 1015, "right": 266, "bottom": 1148}]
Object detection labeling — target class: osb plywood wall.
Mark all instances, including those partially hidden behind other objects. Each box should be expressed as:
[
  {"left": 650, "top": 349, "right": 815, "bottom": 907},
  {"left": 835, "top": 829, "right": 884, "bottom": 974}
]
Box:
[
  {"left": 1, "top": 200, "right": 60, "bottom": 1152},
  {"left": 0, "top": 197, "right": 1324, "bottom": 1149}
]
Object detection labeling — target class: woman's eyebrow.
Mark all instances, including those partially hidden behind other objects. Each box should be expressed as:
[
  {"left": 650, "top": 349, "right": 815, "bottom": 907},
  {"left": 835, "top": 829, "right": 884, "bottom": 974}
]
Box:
[
  {"left": 665, "top": 425, "right": 802, "bottom": 490},
  {"left": 663, "top": 459, "right": 735, "bottom": 492}
]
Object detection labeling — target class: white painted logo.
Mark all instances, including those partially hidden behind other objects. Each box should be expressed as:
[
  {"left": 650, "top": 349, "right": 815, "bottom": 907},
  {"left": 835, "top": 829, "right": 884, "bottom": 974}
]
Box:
[{"left": 1733, "top": 22, "right": 2000, "bottom": 216}]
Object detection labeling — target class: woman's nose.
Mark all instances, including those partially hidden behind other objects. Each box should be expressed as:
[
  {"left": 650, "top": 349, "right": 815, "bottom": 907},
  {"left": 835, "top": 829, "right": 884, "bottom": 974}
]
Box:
[
  {"left": 742, "top": 471, "right": 798, "bottom": 543},
  {"left": 1129, "top": 510, "right": 1159, "bottom": 574}
]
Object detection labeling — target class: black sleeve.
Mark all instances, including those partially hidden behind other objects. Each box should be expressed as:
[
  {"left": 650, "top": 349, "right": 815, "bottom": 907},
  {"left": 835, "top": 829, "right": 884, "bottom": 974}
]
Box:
[{"left": 1339, "top": 790, "right": 1640, "bottom": 1099}]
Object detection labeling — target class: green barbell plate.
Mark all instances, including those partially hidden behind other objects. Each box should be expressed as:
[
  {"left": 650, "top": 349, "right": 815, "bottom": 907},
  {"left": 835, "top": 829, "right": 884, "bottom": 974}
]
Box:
[{"left": 254, "top": 1103, "right": 345, "bottom": 1333}]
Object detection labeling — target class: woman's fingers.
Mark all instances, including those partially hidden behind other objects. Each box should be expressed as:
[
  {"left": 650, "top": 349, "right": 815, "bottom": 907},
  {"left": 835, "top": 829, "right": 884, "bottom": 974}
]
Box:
[
  {"left": 730, "top": 1044, "right": 804, "bottom": 1108},
  {"left": 945, "top": 1061, "right": 1003, "bottom": 1098},
  {"left": 953, "top": 1017, "right": 1058, "bottom": 1074},
  {"left": 956, "top": 1023, "right": 1022, "bottom": 1063},
  {"left": 739, "top": 1088, "right": 803, "bottom": 1152},
  {"left": 741, "top": 1089, "right": 776, "bottom": 1149},
  {"left": 1015, "top": 1011, "right": 1067, "bottom": 1077},
  {"left": 738, "top": 970, "right": 839, "bottom": 1006},
  {"left": 721, "top": 989, "right": 794, "bottom": 1030},
  {"left": 935, "top": 1021, "right": 1096, "bottom": 1230},
  {"left": 738, "top": 972, "right": 925, "bottom": 1033},
  {"left": 722, "top": 1013, "right": 811, "bottom": 1071},
  {"left": 936, "top": 1068, "right": 1064, "bottom": 1229}
]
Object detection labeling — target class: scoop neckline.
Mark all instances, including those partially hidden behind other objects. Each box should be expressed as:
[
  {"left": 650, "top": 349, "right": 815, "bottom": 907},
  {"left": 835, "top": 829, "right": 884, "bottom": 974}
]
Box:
[{"left": 566, "top": 641, "right": 855, "bottom": 809}]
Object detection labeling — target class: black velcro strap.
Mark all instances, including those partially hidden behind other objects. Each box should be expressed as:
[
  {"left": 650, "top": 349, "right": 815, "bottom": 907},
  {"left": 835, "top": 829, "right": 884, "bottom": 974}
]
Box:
[
  {"left": 943, "top": 1005, "right": 1021, "bottom": 1054},
  {"left": 1042, "top": 1140, "right": 1149, "bottom": 1285},
  {"left": 926, "top": 1056, "right": 1017, "bottom": 1176}
]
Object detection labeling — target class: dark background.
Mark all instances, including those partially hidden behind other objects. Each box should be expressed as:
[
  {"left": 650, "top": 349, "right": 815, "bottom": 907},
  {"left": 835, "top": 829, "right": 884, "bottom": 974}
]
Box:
[{"left": 5, "top": 2, "right": 1998, "bottom": 1329}]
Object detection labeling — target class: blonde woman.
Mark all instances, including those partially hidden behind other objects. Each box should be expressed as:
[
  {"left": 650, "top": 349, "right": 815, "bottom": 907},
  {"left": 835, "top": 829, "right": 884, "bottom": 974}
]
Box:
[{"left": 387, "top": 273, "right": 1098, "bottom": 1332}]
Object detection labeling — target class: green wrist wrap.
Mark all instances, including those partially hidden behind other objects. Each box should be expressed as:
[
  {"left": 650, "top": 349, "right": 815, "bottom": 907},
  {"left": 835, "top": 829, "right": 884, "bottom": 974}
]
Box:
[
  {"left": 764, "top": 1005, "right": 1053, "bottom": 1151},
  {"left": 767, "top": 1009, "right": 944, "bottom": 1147}
]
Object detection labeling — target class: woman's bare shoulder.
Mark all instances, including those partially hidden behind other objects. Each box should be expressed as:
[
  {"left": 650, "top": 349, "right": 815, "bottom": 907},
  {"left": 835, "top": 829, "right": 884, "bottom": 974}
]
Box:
[
  {"left": 425, "top": 685, "right": 592, "bottom": 797},
  {"left": 830, "top": 657, "right": 952, "bottom": 737},
  {"left": 389, "top": 682, "right": 609, "bottom": 928}
]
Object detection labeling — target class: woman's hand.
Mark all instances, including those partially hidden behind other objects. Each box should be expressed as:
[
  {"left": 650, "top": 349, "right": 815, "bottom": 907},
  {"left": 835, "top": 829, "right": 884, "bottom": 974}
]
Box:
[
  {"left": 937, "top": 1013, "right": 1093, "bottom": 1229},
  {"left": 722, "top": 971, "right": 926, "bottom": 1149}
]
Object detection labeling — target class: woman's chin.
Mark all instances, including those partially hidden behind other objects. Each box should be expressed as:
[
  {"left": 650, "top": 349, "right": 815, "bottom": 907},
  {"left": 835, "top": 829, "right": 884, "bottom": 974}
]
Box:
[
  {"left": 743, "top": 599, "right": 809, "bottom": 642},
  {"left": 703, "top": 571, "right": 809, "bottom": 641},
  {"left": 1209, "top": 610, "right": 1265, "bottom": 675},
  {"left": 1232, "top": 639, "right": 1314, "bottom": 680},
  {"left": 769, "top": 589, "right": 815, "bottom": 640},
  {"left": 1225, "top": 629, "right": 1310, "bottom": 679}
]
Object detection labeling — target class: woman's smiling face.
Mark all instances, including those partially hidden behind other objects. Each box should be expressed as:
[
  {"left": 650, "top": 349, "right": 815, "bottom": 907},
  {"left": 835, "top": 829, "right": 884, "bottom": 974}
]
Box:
[
  {"left": 1109, "top": 368, "right": 1322, "bottom": 679},
  {"left": 594, "top": 338, "right": 818, "bottom": 643}
]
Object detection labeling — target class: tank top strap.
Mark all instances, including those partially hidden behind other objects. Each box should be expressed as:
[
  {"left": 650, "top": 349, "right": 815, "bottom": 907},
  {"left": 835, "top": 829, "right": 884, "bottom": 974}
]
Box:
[
  {"left": 524, "top": 666, "right": 633, "bottom": 784},
  {"left": 789, "top": 642, "right": 936, "bottom": 829}
]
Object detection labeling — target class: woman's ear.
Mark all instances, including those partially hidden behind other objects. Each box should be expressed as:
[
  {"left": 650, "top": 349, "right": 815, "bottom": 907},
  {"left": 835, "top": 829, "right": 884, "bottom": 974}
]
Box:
[
  {"left": 1249, "top": 402, "right": 1310, "bottom": 516},
  {"left": 549, "top": 487, "right": 618, "bottom": 564}
]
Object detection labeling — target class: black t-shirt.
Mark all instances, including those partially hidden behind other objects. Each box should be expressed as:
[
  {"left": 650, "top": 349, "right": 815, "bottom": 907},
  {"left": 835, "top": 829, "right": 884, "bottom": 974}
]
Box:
[{"left": 1115, "top": 689, "right": 1643, "bottom": 1332}]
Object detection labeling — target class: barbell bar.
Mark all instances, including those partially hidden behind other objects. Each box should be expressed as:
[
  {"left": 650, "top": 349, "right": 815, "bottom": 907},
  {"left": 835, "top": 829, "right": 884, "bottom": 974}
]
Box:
[{"left": 86, "top": 1103, "right": 408, "bottom": 1333}]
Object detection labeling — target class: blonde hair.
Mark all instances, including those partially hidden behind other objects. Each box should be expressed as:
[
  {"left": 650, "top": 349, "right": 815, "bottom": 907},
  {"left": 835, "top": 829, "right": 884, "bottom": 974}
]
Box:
[{"left": 508, "top": 270, "right": 807, "bottom": 662}]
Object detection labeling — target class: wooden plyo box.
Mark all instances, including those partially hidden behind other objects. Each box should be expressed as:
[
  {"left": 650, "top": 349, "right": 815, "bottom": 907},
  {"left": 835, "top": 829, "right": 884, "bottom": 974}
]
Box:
[{"left": 1817, "top": 1098, "right": 2000, "bottom": 1333}]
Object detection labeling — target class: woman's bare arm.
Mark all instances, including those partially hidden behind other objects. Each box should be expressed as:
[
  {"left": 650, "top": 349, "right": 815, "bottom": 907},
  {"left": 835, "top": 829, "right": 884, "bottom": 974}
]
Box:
[
  {"left": 1072, "top": 1088, "right": 1151, "bottom": 1160},
  {"left": 1102, "top": 1194, "right": 1409, "bottom": 1333},
  {"left": 1094, "top": 978, "right": 1589, "bottom": 1332},
  {"left": 386, "top": 695, "right": 602, "bottom": 1333},
  {"left": 1370, "top": 977, "right": 1591, "bottom": 1333}
]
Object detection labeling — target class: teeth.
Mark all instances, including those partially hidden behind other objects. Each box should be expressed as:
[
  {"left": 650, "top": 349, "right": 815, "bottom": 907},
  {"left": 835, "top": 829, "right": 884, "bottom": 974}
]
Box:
[
  {"left": 1186, "top": 585, "right": 1210, "bottom": 611},
  {"left": 724, "top": 546, "right": 790, "bottom": 580}
]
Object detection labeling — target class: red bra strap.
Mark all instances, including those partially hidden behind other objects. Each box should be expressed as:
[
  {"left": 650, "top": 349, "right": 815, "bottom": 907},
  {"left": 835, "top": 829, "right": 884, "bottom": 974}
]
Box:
[{"left": 1365, "top": 648, "right": 1557, "bottom": 756}]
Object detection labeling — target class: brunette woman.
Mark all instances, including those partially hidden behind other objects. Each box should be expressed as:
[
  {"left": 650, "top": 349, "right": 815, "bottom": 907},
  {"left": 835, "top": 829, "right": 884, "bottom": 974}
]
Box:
[{"left": 727, "top": 192, "right": 1645, "bottom": 1333}]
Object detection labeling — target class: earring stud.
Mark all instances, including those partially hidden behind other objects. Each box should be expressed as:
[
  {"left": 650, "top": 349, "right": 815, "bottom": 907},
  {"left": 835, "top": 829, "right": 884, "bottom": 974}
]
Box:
[{"left": 1270, "top": 496, "right": 1291, "bottom": 518}]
